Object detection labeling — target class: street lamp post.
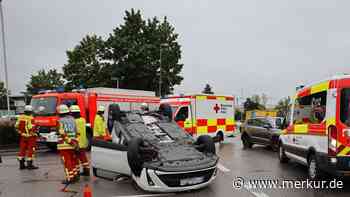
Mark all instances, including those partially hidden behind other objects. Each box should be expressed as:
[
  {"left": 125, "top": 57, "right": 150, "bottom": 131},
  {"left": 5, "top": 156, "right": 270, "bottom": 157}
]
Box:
[
  {"left": 0, "top": 0, "right": 10, "bottom": 113},
  {"left": 159, "top": 43, "right": 168, "bottom": 97}
]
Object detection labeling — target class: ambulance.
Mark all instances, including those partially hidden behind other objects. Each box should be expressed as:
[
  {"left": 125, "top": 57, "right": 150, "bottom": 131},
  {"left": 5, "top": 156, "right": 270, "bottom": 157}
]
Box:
[
  {"left": 161, "top": 94, "right": 236, "bottom": 141},
  {"left": 279, "top": 75, "right": 350, "bottom": 179},
  {"left": 31, "top": 88, "right": 159, "bottom": 150}
]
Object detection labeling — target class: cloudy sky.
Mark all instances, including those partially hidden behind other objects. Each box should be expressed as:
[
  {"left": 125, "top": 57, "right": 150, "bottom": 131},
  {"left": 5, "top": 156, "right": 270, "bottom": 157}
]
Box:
[{"left": 1, "top": 0, "right": 350, "bottom": 105}]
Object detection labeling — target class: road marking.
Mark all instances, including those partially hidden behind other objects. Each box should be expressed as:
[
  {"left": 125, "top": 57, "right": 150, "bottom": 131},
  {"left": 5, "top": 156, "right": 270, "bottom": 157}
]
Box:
[
  {"left": 217, "top": 163, "right": 231, "bottom": 172},
  {"left": 250, "top": 191, "right": 270, "bottom": 197},
  {"left": 112, "top": 194, "right": 175, "bottom": 197}
]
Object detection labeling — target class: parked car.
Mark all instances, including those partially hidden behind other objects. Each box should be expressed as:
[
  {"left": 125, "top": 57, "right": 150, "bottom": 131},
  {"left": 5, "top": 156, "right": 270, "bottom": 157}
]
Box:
[
  {"left": 241, "top": 117, "right": 283, "bottom": 150},
  {"left": 91, "top": 104, "right": 218, "bottom": 192}
]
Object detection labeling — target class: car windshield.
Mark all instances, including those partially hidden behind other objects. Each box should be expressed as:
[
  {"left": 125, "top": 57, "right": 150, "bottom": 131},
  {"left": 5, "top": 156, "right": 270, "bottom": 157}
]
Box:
[
  {"left": 31, "top": 97, "right": 57, "bottom": 116},
  {"left": 340, "top": 88, "right": 350, "bottom": 126}
]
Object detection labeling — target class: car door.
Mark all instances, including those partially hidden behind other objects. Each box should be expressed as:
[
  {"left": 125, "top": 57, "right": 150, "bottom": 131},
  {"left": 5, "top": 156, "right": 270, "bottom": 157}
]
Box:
[
  {"left": 91, "top": 122, "right": 131, "bottom": 176},
  {"left": 252, "top": 118, "right": 270, "bottom": 144}
]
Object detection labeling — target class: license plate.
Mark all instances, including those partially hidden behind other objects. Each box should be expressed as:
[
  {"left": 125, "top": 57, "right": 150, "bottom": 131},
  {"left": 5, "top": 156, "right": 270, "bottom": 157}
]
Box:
[{"left": 180, "top": 176, "right": 204, "bottom": 186}]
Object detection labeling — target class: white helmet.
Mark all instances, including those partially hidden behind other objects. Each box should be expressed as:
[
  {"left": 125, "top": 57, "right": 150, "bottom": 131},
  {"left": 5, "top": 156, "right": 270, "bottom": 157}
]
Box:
[
  {"left": 141, "top": 103, "right": 149, "bottom": 111},
  {"left": 57, "top": 104, "right": 69, "bottom": 114},
  {"left": 97, "top": 105, "right": 105, "bottom": 112},
  {"left": 70, "top": 105, "right": 80, "bottom": 113},
  {"left": 24, "top": 105, "right": 33, "bottom": 112}
]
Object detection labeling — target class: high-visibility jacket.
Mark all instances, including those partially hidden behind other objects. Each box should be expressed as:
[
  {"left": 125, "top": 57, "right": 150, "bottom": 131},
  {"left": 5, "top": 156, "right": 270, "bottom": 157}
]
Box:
[
  {"left": 15, "top": 114, "right": 37, "bottom": 137},
  {"left": 75, "top": 117, "right": 88, "bottom": 149},
  {"left": 57, "top": 116, "right": 77, "bottom": 150},
  {"left": 93, "top": 114, "right": 106, "bottom": 138}
]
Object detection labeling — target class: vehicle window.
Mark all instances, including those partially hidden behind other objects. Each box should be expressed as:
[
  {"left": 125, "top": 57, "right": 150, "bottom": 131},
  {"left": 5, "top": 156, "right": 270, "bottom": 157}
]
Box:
[
  {"left": 175, "top": 106, "right": 189, "bottom": 121},
  {"left": 247, "top": 119, "right": 254, "bottom": 126},
  {"left": 340, "top": 88, "right": 350, "bottom": 126},
  {"left": 60, "top": 99, "right": 77, "bottom": 107},
  {"left": 31, "top": 97, "right": 57, "bottom": 116},
  {"left": 292, "top": 91, "right": 327, "bottom": 124}
]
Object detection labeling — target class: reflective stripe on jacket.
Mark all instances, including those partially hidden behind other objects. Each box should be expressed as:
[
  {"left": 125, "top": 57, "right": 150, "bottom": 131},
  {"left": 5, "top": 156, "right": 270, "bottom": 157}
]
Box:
[
  {"left": 93, "top": 115, "right": 106, "bottom": 138},
  {"left": 75, "top": 117, "right": 88, "bottom": 148},
  {"left": 57, "top": 116, "right": 77, "bottom": 150},
  {"left": 15, "top": 115, "right": 36, "bottom": 137}
]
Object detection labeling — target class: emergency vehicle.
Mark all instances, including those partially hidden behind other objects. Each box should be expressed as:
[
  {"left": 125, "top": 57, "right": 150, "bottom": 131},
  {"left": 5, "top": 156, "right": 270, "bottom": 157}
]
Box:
[
  {"left": 161, "top": 94, "right": 236, "bottom": 141},
  {"left": 279, "top": 75, "right": 350, "bottom": 179},
  {"left": 31, "top": 88, "right": 159, "bottom": 150}
]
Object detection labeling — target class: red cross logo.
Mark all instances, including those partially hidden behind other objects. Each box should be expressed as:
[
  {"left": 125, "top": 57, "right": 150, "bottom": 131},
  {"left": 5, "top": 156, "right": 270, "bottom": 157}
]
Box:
[{"left": 213, "top": 104, "right": 220, "bottom": 113}]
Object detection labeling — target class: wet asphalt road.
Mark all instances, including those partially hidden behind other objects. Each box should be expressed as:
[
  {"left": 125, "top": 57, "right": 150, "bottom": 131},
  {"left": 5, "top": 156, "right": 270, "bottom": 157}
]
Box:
[{"left": 1, "top": 136, "right": 350, "bottom": 197}]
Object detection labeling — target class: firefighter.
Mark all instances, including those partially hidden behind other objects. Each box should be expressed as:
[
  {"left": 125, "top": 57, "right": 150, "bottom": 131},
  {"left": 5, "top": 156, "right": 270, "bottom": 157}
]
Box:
[
  {"left": 140, "top": 103, "right": 149, "bottom": 113},
  {"left": 57, "top": 104, "right": 79, "bottom": 184},
  {"left": 93, "top": 105, "right": 110, "bottom": 140},
  {"left": 16, "top": 105, "right": 39, "bottom": 170},
  {"left": 70, "top": 105, "right": 90, "bottom": 176}
]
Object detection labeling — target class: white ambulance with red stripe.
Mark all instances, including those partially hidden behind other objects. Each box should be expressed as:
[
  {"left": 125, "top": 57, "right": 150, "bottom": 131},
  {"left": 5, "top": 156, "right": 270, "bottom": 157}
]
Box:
[
  {"left": 161, "top": 94, "right": 236, "bottom": 141},
  {"left": 279, "top": 75, "right": 350, "bottom": 179},
  {"left": 31, "top": 88, "right": 159, "bottom": 150}
]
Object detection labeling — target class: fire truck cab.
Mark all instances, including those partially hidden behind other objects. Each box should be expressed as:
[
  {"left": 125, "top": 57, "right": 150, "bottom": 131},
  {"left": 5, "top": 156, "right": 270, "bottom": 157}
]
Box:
[
  {"left": 161, "top": 94, "right": 236, "bottom": 141},
  {"left": 279, "top": 75, "right": 350, "bottom": 179},
  {"left": 31, "top": 88, "right": 159, "bottom": 150}
]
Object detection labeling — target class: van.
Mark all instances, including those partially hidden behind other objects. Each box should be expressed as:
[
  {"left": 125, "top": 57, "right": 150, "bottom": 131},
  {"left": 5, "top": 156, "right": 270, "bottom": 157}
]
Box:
[{"left": 279, "top": 75, "right": 350, "bottom": 179}]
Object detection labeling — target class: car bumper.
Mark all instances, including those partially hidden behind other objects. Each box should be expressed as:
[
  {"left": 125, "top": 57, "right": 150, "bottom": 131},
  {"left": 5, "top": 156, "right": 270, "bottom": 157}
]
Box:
[
  {"left": 134, "top": 166, "right": 217, "bottom": 192},
  {"left": 317, "top": 154, "right": 350, "bottom": 176}
]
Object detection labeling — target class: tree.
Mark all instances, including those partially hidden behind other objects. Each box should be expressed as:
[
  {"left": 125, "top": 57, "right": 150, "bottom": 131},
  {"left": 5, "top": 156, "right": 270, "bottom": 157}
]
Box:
[
  {"left": 26, "top": 69, "right": 64, "bottom": 94},
  {"left": 202, "top": 84, "right": 214, "bottom": 94},
  {"left": 63, "top": 35, "right": 108, "bottom": 90},
  {"left": 275, "top": 96, "right": 291, "bottom": 117},
  {"left": 63, "top": 9, "right": 184, "bottom": 95}
]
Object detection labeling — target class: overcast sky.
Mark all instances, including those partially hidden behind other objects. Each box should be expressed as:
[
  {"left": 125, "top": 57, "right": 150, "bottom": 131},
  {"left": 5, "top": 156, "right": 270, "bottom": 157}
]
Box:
[{"left": 1, "top": 0, "right": 350, "bottom": 105}]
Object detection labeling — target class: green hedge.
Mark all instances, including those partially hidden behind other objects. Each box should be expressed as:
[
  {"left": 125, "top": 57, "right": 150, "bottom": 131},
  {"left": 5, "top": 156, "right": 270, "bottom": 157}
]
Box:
[{"left": 0, "top": 119, "right": 19, "bottom": 145}]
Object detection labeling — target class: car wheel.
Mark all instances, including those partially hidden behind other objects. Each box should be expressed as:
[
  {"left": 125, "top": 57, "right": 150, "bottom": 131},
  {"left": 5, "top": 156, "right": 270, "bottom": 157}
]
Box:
[
  {"left": 46, "top": 142, "right": 57, "bottom": 152},
  {"left": 127, "top": 138, "right": 144, "bottom": 177},
  {"left": 278, "top": 144, "right": 289, "bottom": 163},
  {"left": 241, "top": 134, "right": 253, "bottom": 149},
  {"left": 308, "top": 154, "right": 322, "bottom": 180},
  {"left": 195, "top": 135, "right": 216, "bottom": 154}
]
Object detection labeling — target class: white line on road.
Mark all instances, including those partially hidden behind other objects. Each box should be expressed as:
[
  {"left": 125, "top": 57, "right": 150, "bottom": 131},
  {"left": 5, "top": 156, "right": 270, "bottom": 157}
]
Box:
[
  {"left": 112, "top": 193, "right": 176, "bottom": 197},
  {"left": 217, "top": 163, "right": 231, "bottom": 172},
  {"left": 250, "top": 191, "right": 270, "bottom": 197}
]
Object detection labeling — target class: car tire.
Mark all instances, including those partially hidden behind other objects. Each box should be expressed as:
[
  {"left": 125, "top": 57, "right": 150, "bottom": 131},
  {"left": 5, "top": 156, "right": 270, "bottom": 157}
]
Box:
[
  {"left": 195, "top": 135, "right": 216, "bottom": 154},
  {"left": 308, "top": 154, "right": 323, "bottom": 180},
  {"left": 278, "top": 144, "right": 289, "bottom": 163},
  {"left": 127, "top": 137, "right": 144, "bottom": 177},
  {"left": 46, "top": 142, "right": 57, "bottom": 152},
  {"left": 241, "top": 134, "right": 253, "bottom": 149}
]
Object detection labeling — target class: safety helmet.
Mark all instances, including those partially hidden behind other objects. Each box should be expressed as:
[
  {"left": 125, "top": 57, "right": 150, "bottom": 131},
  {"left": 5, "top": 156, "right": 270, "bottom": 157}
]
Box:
[
  {"left": 70, "top": 105, "right": 80, "bottom": 113},
  {"left": 141, "top": 103, "right": 149, "bottom": 111},
  {"left": 24, "top": 105, "right": 33, "bottom": 112},
  {"left": 97, "top": 105, "right": 105, "bottom": 112},
  {"left": 57, "top": 104, "right": 69, "bottom": 114}
]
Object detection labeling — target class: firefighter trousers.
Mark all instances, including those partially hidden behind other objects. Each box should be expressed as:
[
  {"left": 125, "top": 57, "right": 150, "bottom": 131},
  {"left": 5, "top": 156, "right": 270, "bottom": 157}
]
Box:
[
  {"left": 59, "top": 149, "right": 78, "bottom": 181},
  {"left": 76, "top": 149, "right": 89, "bottom": 169},
  {"left": 18, "top": 136, "right": 37, "bottom": 161}
]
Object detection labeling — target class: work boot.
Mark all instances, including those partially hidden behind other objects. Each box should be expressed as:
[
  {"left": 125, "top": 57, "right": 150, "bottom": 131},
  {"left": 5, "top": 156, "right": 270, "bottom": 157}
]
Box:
[
  {"left": 26, "top": 161, "right": 39, "bottom": 170},
  {"left": 19, "top": 159, "right": 26, "bottom": 170},
  {"left": 61, "top": 179, "right": 73, "bottom": 185},
  {"left": 81, "top": 168, "right": 90, "bottom": 176}
]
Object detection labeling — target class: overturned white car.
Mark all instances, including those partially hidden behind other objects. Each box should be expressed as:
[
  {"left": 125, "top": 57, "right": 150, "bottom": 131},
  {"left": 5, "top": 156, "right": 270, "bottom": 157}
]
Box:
[{"left": 91, "top": 104, "right": 218, "bottom": 192}]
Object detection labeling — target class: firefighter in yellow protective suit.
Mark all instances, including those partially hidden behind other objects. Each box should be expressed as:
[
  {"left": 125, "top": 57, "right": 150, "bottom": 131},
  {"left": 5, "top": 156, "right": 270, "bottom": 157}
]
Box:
[
  {"left": 70, "top": 105, "right": 90, "bottom": 176},
  {"left": 93, "top": 105, "right": 110, "bottom": 140},
  {"left": 16, "top": 105, "right": 39, "bottom": 170}
]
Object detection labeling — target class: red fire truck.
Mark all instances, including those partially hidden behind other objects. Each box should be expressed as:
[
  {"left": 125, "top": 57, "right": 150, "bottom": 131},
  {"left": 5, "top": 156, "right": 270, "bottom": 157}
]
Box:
[{"left": 31, "top": 88, "right": 159, "bottom": 150}]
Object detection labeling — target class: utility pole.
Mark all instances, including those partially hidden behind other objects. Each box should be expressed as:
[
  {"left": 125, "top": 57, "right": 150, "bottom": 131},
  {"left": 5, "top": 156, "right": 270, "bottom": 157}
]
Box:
[
  {"left": 0, "top": 0, "right": 10, "bottom": 113},
  {"left": 159, "top": 43, "right": 168, "bottom": 97}
]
